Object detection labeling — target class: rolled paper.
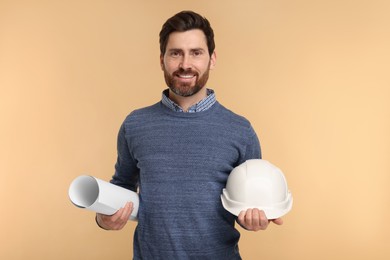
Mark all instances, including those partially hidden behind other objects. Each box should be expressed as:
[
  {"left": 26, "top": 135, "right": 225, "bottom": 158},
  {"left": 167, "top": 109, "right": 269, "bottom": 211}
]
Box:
[{"left": 69, "top": 175, "right": 139, "bottom": 221}]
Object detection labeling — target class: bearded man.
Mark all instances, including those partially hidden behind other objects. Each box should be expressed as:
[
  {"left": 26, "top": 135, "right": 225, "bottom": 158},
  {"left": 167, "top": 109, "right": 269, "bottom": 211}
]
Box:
[{"left": 96, "top": 10, "right": 283, "bottom": 260}]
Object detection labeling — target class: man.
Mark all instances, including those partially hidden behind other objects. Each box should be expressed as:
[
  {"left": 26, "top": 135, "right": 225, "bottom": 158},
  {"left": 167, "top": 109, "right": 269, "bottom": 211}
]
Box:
[{"left": 96, "top": 10, "right": 283, "bottom": 259}]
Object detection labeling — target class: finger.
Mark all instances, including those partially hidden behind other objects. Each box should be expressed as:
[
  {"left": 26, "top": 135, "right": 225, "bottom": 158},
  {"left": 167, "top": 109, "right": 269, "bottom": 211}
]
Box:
[
  {"left": 110, "top": 206, "right": 125, "bottom": 223},
  {"left": 258, "top": 210, "right": 269, "bottom": 230},
  {"left": 128, "top": 201, "right": 134, "bottom": 214},
  {"left": 238, "top": 210, "right": 246, "bottom": 225},
  {"left": 116, "top": 215, "right": 128, "bottom": 230},
  {"left": 113, "top": 209, "right": 128, "bottom": 230},
  {"left": 120, "top": 202, "right": 133, "bottom": 221},
  {"left": 119, "top": 202, "right": 135, "bottom": 228},
  {"left": 251, "top": 208, "right": 261, "bottom": 231},
  {"left": 245, "top": 208, "right": 253, "bottom": 228}
]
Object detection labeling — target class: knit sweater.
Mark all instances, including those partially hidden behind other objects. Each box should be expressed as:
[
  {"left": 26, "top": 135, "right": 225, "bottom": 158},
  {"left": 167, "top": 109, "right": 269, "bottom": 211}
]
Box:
[{"left": 111, "top": 101, "right": 261, "bottom": 259}]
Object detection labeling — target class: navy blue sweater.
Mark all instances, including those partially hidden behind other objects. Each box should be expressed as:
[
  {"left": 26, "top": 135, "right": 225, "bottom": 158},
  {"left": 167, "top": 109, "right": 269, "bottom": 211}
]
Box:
[{"left": 111, "top": 101, "right": 261, "bottom": 259}]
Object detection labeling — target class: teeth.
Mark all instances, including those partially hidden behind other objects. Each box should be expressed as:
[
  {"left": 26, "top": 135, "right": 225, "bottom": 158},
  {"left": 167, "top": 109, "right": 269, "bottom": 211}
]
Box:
[{"left": 178, "top": 75, "right": 194, "bottom": 78}]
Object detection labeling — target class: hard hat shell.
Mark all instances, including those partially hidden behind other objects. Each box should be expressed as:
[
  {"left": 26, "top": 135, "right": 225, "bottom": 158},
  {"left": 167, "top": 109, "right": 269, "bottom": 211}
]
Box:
[{"left": 221, "top": 159, "right": 292, "bottom": 219}]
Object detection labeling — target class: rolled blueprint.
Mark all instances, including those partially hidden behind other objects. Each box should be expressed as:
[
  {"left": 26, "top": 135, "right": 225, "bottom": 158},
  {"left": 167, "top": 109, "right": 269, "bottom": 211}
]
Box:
[{"left": 68, "top": 175, "right": 139, "bottom": 221}]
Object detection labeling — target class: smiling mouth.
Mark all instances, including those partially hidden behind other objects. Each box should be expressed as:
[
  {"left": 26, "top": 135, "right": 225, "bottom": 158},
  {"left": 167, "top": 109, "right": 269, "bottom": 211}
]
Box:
[
  {"left": 174, "top": 68, "right": 198, "bottom": 79},
  {"left": 176, "top": 73, "right": 196, "bottom": 79}
]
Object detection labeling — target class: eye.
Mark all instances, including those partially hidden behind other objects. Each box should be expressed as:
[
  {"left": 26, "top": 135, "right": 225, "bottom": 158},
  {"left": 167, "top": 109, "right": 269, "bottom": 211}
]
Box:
[
  {"left": 193, "top": 50, "right": 202, "bottom": 56},
  {"left": 170, "top": 51, "right": 181, "bottom": 57}
]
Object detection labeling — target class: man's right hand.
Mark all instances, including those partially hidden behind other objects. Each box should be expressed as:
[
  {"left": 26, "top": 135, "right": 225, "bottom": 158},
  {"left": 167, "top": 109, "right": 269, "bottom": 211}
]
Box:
[{"left": 96, "top": 201, "right": 134, "bottom": 230}]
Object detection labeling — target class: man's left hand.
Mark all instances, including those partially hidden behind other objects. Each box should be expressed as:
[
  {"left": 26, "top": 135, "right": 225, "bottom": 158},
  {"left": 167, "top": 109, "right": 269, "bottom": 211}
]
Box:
[{"left": 237, "top": 208, "right": 283, "bottom": 231}]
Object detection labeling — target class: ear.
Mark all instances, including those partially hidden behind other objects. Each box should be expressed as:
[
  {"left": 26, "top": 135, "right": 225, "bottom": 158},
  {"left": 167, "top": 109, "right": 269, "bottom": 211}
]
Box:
[
  {"left": 209, "top": 51, "right": 217, "bottom": 70},
  {"left": 160, "top": 54, "right": 164, "bottom": 70}
]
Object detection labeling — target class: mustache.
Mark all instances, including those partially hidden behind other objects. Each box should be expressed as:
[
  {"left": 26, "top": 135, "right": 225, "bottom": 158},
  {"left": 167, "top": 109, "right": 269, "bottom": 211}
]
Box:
[{"left": 173, "top": 68, "right": 199, "bottom": 76}]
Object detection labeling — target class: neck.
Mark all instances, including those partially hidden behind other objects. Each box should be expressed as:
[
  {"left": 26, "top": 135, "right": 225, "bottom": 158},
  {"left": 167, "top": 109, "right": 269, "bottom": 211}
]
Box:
[{"left": 169, "top": 88, "right": 207, "bottom": 112}]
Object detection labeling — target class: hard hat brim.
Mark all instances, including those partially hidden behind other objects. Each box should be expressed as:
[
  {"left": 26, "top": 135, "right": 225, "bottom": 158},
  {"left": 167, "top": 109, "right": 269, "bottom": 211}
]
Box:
[{"left": 221, "top": 189, "right": 293, "bottom": 219}]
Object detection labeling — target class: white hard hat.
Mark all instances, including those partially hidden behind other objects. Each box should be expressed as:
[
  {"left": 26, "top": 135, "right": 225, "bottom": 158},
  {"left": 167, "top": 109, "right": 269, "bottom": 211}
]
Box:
[{"left": 221, "top": 159, "right": 293, "bottom": 219}]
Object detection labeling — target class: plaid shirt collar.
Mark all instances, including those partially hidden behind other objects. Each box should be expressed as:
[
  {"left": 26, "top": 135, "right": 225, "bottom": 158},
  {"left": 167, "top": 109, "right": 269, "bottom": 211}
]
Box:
[{"left": 161, "top": 88, "right": 216, "bottom": 113}]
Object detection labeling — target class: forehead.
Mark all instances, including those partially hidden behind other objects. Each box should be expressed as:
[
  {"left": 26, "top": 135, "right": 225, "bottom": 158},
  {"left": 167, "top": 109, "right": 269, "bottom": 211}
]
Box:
[{"left": 166, "top": 29, "right": 208, "bottom": 50}]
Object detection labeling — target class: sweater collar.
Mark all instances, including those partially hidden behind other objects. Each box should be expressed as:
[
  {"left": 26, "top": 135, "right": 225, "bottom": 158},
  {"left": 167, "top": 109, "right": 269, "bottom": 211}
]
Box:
[{"left": 161, "top": 88, "right": 216, "bottom": 113}]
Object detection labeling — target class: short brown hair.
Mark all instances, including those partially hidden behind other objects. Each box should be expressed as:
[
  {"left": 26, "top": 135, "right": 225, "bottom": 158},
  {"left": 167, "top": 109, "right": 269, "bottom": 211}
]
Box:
[{"left": 159, "top": 11, "right": 215, "bottom": 56}]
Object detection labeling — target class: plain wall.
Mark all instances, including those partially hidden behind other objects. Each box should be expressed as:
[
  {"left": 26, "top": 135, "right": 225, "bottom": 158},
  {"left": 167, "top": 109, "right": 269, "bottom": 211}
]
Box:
[{"left": 1, "top": 0, "right": 389, "bottom": 259}]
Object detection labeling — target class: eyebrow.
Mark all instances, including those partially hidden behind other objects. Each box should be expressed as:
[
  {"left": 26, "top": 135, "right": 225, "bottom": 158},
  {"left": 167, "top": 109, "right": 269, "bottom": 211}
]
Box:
[
  {"left": 167, "top": 48, "right": 206, "bottom": 53},
  {"left": 167, "top": 48, "right": 182, "bottom": 53},
  {"left": 190, "top": 48, "right": 206, "bottom": 53}
]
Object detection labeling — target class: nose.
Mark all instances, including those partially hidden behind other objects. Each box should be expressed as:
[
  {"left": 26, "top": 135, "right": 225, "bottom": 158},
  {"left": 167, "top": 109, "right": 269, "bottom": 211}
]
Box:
[{"left": 179, "top": 55, "right": 192, "bottom": 70}]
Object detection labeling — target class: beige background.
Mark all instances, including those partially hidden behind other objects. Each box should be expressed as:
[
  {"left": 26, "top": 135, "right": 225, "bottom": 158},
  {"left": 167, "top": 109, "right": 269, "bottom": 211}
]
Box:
[{"left": 1, "top": 0, "right": 389, "bottom": 259}]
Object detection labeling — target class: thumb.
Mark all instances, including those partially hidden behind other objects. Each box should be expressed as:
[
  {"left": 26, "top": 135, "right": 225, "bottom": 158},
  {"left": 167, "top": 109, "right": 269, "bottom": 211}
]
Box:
[{"left": 271, "top": 218, "right": 283, "bottom": 225}]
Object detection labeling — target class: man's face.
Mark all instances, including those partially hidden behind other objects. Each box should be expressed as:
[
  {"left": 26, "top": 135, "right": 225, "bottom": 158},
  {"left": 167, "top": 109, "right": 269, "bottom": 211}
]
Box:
[{"left": 161, "top": 29, "right": 216, "bottom": 97}]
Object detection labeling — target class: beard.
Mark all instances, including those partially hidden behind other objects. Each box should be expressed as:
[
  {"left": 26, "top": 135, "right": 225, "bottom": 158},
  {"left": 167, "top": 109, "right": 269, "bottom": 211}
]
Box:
[{"left": 163, "top": 64, "right": 211, "bottom": 97}]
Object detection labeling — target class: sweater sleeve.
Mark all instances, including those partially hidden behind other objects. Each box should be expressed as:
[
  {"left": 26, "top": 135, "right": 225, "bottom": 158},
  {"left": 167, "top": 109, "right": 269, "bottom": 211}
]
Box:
[
  {"left": 243, "top": 125, "right": 262, "bottom": 162},
  {"left": 110, "top": 122, "right": 139, "bottom": 192}
]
